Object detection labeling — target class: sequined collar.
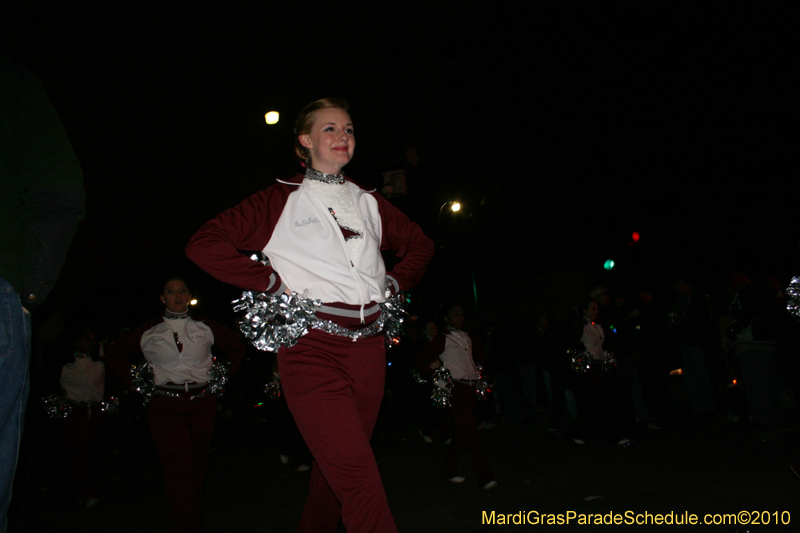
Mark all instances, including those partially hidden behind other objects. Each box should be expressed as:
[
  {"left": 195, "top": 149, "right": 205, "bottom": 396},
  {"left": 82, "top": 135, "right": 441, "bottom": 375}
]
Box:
[
  {"left": 304, "top": 167, "right": 345, "bottom": 184},
  {"left": 445, "top": 325, "right": 467, "bottom": 335},
  {"left": 164, "top": 310, "right": 189, "bottom": 320}
]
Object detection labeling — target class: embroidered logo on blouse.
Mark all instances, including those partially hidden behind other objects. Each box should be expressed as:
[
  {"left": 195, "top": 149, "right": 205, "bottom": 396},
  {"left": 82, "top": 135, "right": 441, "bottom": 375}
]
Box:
[{"left": 295, "top": 217, "right": 320, "bottom": 227}]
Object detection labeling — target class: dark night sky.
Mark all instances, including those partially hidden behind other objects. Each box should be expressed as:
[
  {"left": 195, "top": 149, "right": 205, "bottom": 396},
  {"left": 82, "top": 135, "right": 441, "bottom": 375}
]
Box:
[{"left": 2, "top": 3, "right": 797, "bottom": 326}]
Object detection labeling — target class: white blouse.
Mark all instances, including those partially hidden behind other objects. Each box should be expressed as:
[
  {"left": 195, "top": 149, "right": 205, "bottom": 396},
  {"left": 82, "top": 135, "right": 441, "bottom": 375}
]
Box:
[
  {"left": 438, "top": 329, "right": 479, "bottom": 381},
  {"left": 581, "top": 321, "right": 605, "bottom": 360},
  {"left": 60, "top": 355, "right": 105, "bottom": 403},
  {"left": 140, "top": 318, "right": 215, "bottom": 385}
]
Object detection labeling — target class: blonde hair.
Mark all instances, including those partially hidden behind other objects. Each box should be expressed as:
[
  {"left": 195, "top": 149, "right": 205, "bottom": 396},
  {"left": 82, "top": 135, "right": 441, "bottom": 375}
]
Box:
[{"left": 293, "top": 97, "right": 350, "bottom": 166}]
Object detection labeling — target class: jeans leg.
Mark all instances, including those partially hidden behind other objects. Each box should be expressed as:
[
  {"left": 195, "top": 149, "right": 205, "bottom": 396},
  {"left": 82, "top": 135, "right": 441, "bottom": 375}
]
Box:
[{"left": 0, "top": 279, "right": 30, "bottom": 533}]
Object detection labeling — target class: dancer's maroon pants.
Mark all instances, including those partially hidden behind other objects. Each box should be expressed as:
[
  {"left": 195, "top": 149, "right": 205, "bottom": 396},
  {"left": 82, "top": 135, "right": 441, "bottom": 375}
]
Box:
[
  {"left": 278, "top": 330, "right": 397, "bottom": 533},
  {"left": 569, "top": 366, "right": 624, "bottom": 441},
  {"left": 62, "top": 404, "right": 105, "bottom": 502},
  {"left": 441, "top": 382, "right": 494, "bottom": 486},
  {"left": 148, "top": 393, "right": 216, "bottom": 533}
]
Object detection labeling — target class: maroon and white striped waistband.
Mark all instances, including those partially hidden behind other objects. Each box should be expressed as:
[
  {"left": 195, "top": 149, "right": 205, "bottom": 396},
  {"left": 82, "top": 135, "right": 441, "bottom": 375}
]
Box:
[{"left": 316, "top": 302, "right": 381, "bottom": 329}]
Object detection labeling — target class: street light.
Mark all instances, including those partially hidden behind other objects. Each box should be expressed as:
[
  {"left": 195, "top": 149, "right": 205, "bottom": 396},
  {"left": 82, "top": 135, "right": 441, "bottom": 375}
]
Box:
[
  {"left": 437, "top": 201, "right": 462, "bottom": 247},
  {"left": 438, "top": 200, "right": 461, "bottom": 220},
  {"left": 436, "top": 199, "right": 483, "bottom": 323},
  {"left": 264, "top": 111, "right": 279, "bottom": 125}
]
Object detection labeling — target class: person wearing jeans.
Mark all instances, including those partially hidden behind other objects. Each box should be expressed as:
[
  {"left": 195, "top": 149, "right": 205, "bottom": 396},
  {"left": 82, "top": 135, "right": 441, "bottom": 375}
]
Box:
[
  {"left": 0, "top": 280, "right": 31, "bottom": 532},
  {"left": 1, "top": 56, "right": 85, "bottom": 532}
]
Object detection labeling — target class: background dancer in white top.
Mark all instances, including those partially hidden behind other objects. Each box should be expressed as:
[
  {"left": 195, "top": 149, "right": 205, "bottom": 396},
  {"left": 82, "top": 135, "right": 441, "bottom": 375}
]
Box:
[{"left": 108, "top": 278, "right": 246, "bottom": 533}]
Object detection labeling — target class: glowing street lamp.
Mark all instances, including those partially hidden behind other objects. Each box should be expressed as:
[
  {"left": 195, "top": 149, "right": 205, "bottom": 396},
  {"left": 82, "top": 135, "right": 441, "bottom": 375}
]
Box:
[
  {"left": 264, "top": 111, "right": 279, "bottom": 125},
  {"left": 436, "top": 199, "right": 481, "bottom": 323},
  {"left": 437, "top": 201, "right": 462, "bottom": 240},
  {"left": 439, "top": 200, "right": 462, "bottom": 219}
]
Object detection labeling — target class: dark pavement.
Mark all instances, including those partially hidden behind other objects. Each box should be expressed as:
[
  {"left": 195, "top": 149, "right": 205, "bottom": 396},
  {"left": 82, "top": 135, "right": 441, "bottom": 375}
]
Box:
[{"left": 13, "top": 392, "right": 800, "bottom": 533}]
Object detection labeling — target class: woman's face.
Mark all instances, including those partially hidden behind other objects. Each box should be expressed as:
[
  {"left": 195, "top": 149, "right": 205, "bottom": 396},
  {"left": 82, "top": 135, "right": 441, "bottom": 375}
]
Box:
[
  {"left": 583, "top": 302, "right": 599, "bottom": 321},
  {"left": 299, "top": 107, "right": 355, "bottom": 174},
  {"left": 161, "top": 279, "right": 191, "bottom": 313},
  {"left": 444, "top": 306, "right": 465, "bottom": 330},
  {"left": 75, "top": 331, "right": 94, "bottom": 353},
  {"left": 422, "top": 321, "right": 438, "bottom": 340}
]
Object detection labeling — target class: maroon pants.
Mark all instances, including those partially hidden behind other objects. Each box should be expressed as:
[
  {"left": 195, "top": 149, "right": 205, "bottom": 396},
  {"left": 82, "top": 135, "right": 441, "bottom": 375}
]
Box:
[
  {"left": 148, "top": 393, "right": 216, "bottom": 533},
  {"left": 62, "top": 404, "right": 105, "bottom": 502},
  {"left": 570, "top": 366, "right": 623, "bottom": 441},
  {"left": 278, "top": 330, "right": 397, "bottom": 533},
  {"left": 442, "top": 382, "right": 494, "bottom": 486}
]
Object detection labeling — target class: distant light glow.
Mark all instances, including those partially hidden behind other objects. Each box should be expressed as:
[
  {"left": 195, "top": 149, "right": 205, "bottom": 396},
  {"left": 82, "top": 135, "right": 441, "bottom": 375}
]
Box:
[
  {"left": 670, "top": 368, "right": 683, "bottom": 376},
  {"left": 265, "top": 111, "right": 279, "bottom": 125},
  {"left": 604, "top": 259, "right": 615, "bottom": 270},
  {"left": 190, "top": 299, "right": 198, "bottom": 306},
  {"left": 451, "top": 202, "right": 461, "bottom": 212},
  {"left": 632, "top": 231, "right": 640, "bottom": 242}
]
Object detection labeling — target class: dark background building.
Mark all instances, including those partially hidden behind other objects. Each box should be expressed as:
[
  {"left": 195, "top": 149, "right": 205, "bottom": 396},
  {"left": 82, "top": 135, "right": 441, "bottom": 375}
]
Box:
[{"left": 1, "top": 3, "right": 796, "bottom": 326}]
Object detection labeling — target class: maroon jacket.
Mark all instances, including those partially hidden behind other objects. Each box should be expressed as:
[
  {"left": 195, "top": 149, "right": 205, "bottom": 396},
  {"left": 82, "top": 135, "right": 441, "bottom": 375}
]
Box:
[{"left": 185, "top": 173, "right": 434, "bottom": 297}]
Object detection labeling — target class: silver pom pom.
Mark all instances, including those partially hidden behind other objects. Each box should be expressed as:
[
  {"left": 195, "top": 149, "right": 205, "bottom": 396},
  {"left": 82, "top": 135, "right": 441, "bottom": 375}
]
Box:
[
  {"left": 233, "top": 290, "right": 321, "bottom": 352},
  {"left": 43, "top": 394, "right": 73, "bottom": 419},
  {"left": 568, "top": 348, "right": 591, "bottom": 373},
  {"left": 208, "top": 359, "right": 231, "bottom": 397},
  {"left": 100, "top": 396, "right": 119, "bottom": 414},
  {"left": 568, "top": 348, "right": 616, "bottom": 373},
  {"left": 131, "top": 360, "right": 156, "bottom": 406},
  {"left": 474, "top": 364, "right": 490, "bottom": 400},
  {"left": 264, "top": 372, "right": 282, "bottom": 399},
  {"left": 787, "top": 276, "right": 800, "bottom": 319},
  {"left": 302, "top": 293, "right": 407, "bottom": 342},
  {"left": 601, "top": 351, "right": 617, "bottom": 371},
  {"left": 431, "top": 366, "right": 453, "bottom": 408},
  {"left": 130, "top": 359, "right": 229, "bottom": 406},
  {"left": 380, "top": 293, "right": 406, "bottom": 340},
  {"left": 233, "top": 284, "right": 408, "bottom": 351}
]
